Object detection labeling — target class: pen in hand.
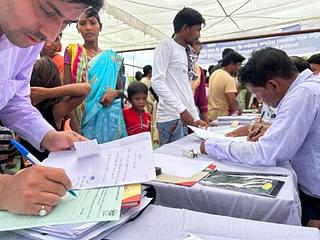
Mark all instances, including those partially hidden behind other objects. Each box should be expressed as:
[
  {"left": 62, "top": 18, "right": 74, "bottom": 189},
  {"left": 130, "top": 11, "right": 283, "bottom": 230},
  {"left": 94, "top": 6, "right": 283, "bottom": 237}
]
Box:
[
  {"left": 247, "top": 125, "right": 264, "bottom": 141},
  {"left": 260, "top": 111, "right": 265, "bottom": 123},
  {"left": 10, "top": 139, "right": 77, "bottom": 197}
]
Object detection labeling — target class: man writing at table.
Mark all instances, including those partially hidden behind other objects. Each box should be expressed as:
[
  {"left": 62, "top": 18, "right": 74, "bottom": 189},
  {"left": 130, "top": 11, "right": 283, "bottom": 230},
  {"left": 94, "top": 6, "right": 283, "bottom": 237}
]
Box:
[
  {"left": 200, "top": 47, "right": 320, "bottom": 228},
  {"left": 0, "top": 0, "right": 103, "bottom": 216}
]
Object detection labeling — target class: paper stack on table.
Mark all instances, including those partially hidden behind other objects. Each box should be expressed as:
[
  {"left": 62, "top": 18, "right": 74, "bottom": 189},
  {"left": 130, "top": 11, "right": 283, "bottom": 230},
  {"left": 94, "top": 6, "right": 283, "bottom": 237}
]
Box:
[
  {"left": 154, "top": 153, "right": 213, "bottom": 186},
  {"left": 13, "top": 197, "right": 153, "bottom": 240},
  {"left": 43, "top": 132, "right": 156, "bottom": 189},
  {"left": 215, "top": 115, "right": 257, "bottom": 126},
  {"left": 188, "top": 125, "right": 247, "bottom": 141},
  {"left": 0, "top": 133, "right": 156, "bottom": 239}
]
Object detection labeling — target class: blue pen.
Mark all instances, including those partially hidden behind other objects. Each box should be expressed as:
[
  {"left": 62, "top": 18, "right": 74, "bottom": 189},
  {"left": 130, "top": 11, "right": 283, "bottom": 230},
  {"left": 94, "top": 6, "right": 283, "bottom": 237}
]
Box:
[{"left": 10, "top": 139, "right": 77, "bottom": 197}]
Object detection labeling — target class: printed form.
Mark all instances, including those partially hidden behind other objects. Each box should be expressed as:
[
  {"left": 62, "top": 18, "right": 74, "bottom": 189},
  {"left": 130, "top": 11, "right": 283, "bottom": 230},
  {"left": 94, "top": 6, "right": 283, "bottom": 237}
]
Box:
[
  {"left": 44, "top": 132, "right": 156, "bottom": 189},
  {"left": 0, "top": 187, "right": 123, "bottom": 231}
]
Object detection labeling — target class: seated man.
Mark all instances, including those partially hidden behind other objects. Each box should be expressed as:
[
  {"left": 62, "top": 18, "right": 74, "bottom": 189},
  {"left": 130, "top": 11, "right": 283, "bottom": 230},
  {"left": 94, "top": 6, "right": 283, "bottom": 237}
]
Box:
[{"left": 200, "top": 47, "right": 320, "bottom": 228}]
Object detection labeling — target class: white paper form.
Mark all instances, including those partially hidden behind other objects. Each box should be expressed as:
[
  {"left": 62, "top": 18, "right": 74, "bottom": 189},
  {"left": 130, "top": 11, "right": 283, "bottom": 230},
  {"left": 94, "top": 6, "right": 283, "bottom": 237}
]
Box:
[
  {"left": 44, "top": 132, "right": 156, "bottom": 189},
  {"left": 188, "top": 125, "right": 247, "bottom": 141},
  {"left": 74, "top": 139, "right": 101, "bottom": 158},
  {"left": 154, "top": 153, "right": 212, "bottom": 178}
]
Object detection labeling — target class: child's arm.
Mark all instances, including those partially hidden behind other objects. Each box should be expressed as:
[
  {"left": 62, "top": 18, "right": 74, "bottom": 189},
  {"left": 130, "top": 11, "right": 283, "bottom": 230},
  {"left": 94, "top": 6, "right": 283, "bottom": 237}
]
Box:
[
  {"left": 52, "top": 83, "right": 91, "bottom": 120},
  {"left": 31, "top": 84, "right": 91, "bottom": 129}
]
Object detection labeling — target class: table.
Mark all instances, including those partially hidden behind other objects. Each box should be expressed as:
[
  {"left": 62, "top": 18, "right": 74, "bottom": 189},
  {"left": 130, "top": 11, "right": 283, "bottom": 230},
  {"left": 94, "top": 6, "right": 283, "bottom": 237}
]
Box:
[
  {"left": 149, "top": 133, "right": 302, "bottom": 225},
  {"left": 107, "top": 205, "right": 319, "bottom": 240}
]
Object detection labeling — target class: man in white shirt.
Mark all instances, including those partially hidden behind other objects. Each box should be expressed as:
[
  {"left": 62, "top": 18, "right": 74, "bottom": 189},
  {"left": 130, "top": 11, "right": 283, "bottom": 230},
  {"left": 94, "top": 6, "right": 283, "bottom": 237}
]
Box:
[
  {"left": 201, "top": 47, "right": 320, "bottom": 227},
  {"left": 152, "top": 7, "right": 207, "bottom": 146}
]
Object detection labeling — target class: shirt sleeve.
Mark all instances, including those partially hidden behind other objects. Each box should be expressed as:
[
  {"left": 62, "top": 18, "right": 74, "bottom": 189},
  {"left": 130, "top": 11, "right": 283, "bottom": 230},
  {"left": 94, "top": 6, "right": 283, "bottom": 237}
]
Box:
[
  {"left": 0, "top": 58, "right": 54, "bottom": 150},
  {"left": 205, "top": 87, "right": 316, "bottom": 166},
  {"left": 152, "top": 41, "right": 186, "bottom": 114},
  {"left": 225, "top": 75, "right": 237, "bottom": 93}
]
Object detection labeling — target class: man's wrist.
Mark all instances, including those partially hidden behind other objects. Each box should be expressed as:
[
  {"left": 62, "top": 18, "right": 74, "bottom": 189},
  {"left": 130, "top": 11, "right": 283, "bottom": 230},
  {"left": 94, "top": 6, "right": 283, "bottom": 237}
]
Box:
[
  {"left": 0, "top": 174, "right": 12, "bottom": 211},
  {"left": 40, "top": 130, "right": 57, "bottom": 151},
  {"left": 200, "top": 140, "right": 208, "bottom": 154}
]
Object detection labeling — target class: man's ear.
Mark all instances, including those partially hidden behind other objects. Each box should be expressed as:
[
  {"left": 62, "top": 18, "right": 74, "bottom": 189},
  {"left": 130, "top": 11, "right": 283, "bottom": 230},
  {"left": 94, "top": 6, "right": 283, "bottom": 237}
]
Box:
[
  {"left": 182, "top": 24, "right": 189, "bottom": 33},
  {"left": 266, "top": 79, "right": 280, "bottom": 92}
]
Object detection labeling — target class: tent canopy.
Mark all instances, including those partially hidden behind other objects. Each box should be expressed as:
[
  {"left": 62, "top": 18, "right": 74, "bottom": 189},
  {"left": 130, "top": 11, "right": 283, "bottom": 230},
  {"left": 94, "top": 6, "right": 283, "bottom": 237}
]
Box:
[{"left": 62, "top": 0, "right": 320, "bottom": 52}]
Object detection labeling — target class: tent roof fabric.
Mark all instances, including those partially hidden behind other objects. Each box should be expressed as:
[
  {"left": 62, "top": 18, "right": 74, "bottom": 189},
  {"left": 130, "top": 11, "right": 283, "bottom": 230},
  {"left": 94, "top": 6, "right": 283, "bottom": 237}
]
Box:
[{"left": 62, "top": 0, "right": 320, "bottom": 52}]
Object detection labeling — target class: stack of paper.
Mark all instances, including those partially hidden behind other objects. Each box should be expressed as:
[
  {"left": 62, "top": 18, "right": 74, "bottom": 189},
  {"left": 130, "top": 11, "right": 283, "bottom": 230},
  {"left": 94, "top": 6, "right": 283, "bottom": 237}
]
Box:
[
  {"left": 188, "top": 126, "right": 247, "bottom": 141},
  {"left": 215, "top": 115, "right": 257, "bottom": 126},
  {"left": 154, "top": 153, "right": 213, "bottom": 186},
  {"left": 14, "top": 197, "right": 153, "bottom": 240},
  {"left": 44, "top": 132, "right": 156, "bottom": 189},
  {"left": 0, "top": 133, "right": 156, "bottom": 239}
]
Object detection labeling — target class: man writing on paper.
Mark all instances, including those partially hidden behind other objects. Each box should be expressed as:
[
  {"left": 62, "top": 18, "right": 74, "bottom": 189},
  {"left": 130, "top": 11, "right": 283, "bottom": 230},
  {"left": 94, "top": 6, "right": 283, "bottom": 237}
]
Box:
[
  {"left": 0, "top": 0, "right": 103, "bottom": 216},
  {"left": 200, "top": 47, "right": 320, "bottom": 228}
]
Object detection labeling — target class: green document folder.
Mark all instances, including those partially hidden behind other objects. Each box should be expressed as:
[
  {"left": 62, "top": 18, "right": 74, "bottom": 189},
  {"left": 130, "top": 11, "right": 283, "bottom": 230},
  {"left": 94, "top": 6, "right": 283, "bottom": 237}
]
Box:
[{"left": 0, "top": 186, "right": 123, "bottom": 231}]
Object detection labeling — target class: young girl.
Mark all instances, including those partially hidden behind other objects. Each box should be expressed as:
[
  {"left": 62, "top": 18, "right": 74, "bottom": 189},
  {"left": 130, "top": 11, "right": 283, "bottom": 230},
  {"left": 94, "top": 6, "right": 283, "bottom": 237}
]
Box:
[
  {"left": 64, "top": 7, "right": 127, "bottom": 143},
  {"left": 21, "top": 57, "right": 91, "bottom": 161},
  {"left": 123, "top": 82, "right": 151, "bottom": 136}
]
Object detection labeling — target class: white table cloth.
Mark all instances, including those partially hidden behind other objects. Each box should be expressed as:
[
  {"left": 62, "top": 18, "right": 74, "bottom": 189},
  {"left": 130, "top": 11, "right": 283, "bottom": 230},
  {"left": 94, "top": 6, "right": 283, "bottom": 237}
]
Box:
[
  {"left": 107, "top": 205, "right": 319, "bottom": 240},
  {"left": 149, "top": 134, "right": 302, "bottom": 225}
]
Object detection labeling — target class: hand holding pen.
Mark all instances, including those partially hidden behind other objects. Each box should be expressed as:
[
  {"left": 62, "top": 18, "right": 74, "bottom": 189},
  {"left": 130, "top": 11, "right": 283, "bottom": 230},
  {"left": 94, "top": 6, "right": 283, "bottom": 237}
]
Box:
[
  {"left": 1, "top": 139, "right": 76, "bottom": 216},
  {"left": 247, "top": 111, "right": 270, "bottom": 141}
]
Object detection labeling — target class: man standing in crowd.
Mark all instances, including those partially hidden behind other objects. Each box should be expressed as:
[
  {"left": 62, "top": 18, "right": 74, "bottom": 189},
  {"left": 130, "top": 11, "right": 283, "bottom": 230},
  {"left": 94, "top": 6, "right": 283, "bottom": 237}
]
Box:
[
  {"left": 201, "top": 47, "right": 320, "bottom": 228},
  {"left": 208, "top": 51, "right": 245, "bottom": 121},
  {"left": 0, "top": 0, "right": 103, "bottom": 216},
  {"left": 152, "top": 7, "right": 207, "bottom": 146}
]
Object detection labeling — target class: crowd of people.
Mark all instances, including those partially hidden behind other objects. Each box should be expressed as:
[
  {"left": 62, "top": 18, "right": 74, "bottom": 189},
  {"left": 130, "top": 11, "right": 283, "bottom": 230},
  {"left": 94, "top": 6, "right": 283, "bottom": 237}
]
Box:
[{"left": 0, "top": 0, "right": 319, "bottom": 230}]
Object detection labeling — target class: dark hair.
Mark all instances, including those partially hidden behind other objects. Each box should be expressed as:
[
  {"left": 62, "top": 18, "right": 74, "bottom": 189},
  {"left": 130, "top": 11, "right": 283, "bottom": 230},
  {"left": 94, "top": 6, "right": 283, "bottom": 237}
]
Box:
[
  {"left": 208, "top": 65, "right": 215, "bottom": 75},
  {"left": 77, "top": 7, "right": 102, "bottom": 30},
  {"left": 222, "top": 48, "right": 234, "bottom": 58},
  {"left": 239, "top": 47, "right": 298, "bottom": 87},
  {"left": 68, "top": 0, "right": 104, "bottom": 11},
  {"left": 290, "top": 56, "right": 311, "bottom": 73},
  {"left": 173, "top": 7, "right": 205, "bottom": 34},
  {"left": 31, "top": 57, "right": 61, "bottom": 110},
  {"left": 135, "top": 71, "right": 143, "bottom": 81},
  {"left": 127, "top": 82, "right": 148, "bottom": 100},
  {"left": 308, "top": 53, "right": 320, "bottom": 64},
  {"left": 221, "top": 51, "right": 245, "bottom": 67},
  {"left": 142, "top": 65, "right": 152, "bottom": 77}
]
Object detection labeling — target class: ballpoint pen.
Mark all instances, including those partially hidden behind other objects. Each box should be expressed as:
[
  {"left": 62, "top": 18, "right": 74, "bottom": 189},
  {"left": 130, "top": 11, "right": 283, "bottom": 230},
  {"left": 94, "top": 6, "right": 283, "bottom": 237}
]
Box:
[{"left": 10, "top": 139, "right": 77, "bottom": 197}]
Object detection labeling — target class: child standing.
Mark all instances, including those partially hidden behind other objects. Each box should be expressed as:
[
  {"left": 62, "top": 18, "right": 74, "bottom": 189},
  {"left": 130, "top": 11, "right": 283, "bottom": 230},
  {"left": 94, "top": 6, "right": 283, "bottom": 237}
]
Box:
[{"left": 123, "top": 82, "right": 151, "bottom": 136}]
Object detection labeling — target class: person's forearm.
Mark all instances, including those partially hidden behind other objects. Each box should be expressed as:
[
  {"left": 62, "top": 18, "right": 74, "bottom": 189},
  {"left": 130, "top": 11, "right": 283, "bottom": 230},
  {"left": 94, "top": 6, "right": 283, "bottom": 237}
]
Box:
[
  {"left": 47, "top": 83, "right": 91, "bottom": 98},
  {"left": 63, "top": 64, "right": 72, "bottom": 85},
  {"left": 1, "top": 95, "right": 53, "bottom": 149}
]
